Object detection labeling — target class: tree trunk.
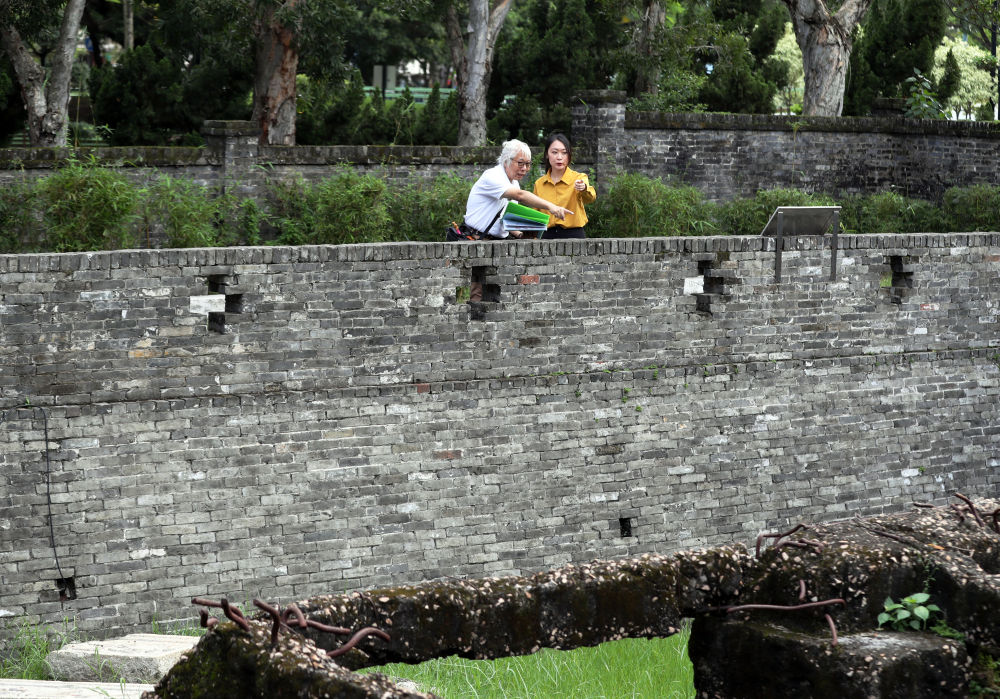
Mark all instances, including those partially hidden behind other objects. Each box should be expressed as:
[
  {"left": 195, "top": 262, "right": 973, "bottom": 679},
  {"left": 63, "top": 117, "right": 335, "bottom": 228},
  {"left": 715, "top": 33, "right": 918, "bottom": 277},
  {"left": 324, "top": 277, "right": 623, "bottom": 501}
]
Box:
[
  {"left": 251, "top": 0, "right": 300, "bottom": 146},
  {"left": 0, "top": 0, "right": 86, "bottom": 146},
  {"left": 446, "top": 0, "right": 514, "bottom": 147},
  {"left": 782, "top": 0, "right": 873, "bottom": 116},
  {"left": 633, "top": 0, "right": 666, "bottom": 96},
  {"left": 124, "top": 0, "right": 134, "bottom": 51}
]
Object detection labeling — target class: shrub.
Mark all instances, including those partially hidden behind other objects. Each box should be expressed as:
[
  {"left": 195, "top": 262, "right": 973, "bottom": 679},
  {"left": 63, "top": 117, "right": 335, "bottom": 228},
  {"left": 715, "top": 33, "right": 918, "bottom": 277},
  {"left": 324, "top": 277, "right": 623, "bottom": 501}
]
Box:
[
  {"left": 36, "top": 157, "right": 139, "bottom": 251},
  {"left": 715, "top": 188, "right": 837, "bottom": 236},
  {"left": 142, "top": 175, "right": 225, "bottom": 248},
  {"left": 587, "top": 173, "right": 718, "bottom": 237},
  {"left": 388, "top": 173, "right": 471, "bottom": 242},
  {"left": 940, "top": 184, "right": 1000, "bottom": 232},
  {"left": 266, "top": 169, "right": 391, "bottom": 245},
  {"left": 839, "top": 191, "right": 945, "bottom": 234},
  {"left": 0, "top": 179, "right": 41, "bottom": 253}
]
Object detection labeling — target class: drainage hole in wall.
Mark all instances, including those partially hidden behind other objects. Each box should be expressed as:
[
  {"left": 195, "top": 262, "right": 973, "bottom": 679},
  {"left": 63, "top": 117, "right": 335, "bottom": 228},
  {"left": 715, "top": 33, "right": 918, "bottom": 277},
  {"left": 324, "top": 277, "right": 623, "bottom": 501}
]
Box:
[
  {"left": 619, "top": 517, "right": 633, "bottom": 538},
  {"left": 57, "top": 576, "right": 77, "bottom": 601}
]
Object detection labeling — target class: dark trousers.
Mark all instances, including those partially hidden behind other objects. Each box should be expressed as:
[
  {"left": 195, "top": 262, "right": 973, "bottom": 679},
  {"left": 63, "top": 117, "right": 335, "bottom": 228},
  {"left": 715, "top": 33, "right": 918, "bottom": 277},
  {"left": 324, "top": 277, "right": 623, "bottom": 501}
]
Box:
[{"left": 542, "top": 227, "right": 586, "bottom": 239}]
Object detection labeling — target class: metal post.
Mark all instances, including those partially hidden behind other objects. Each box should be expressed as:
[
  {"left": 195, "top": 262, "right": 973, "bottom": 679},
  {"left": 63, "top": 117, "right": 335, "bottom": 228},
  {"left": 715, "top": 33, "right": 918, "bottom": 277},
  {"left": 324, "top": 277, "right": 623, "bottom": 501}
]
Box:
[
  {"left": 775, "top": 210, "right": 783, "bottom": 283},
  {"left": 830, "top": 210, "right": 839, "bottom": 281}
]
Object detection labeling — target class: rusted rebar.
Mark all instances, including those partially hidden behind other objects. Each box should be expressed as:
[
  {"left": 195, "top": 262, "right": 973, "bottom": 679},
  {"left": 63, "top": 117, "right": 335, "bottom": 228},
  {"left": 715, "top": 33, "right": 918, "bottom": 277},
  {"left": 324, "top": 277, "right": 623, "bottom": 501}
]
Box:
[
  {"left": 824, "top": 613, "right": 838, "bottom": 646},
  {"left": 192, "top": 597, "right": 250, "bottom": 632},
  {"left": 726, "top": 598, "right": 845, "bottom": 614},
  {"left": 327, "top": 627, "right": 393, "bottom": 658},
  {"left": 953, "top": 493, "right": 984, "bottom": 527},
  {"left": 756, "top": 524, "right": 810, "bottom": 557}
]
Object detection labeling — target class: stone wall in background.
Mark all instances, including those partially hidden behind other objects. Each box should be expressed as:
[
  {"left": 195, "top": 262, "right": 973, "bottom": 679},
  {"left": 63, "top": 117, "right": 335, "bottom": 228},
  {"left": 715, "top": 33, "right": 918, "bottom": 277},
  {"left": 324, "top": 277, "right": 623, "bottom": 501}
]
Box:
[
  {"left": 1, "top": 234, "right": 999, "bottom": 637},
  {"left": 4, "top": 95, "right": 1000, "bottom": 206}
]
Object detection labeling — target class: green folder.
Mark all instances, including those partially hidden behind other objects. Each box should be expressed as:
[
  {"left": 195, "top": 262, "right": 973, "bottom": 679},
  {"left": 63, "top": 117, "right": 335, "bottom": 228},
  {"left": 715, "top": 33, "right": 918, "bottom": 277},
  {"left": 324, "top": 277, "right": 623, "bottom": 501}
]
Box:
[{"left": 505, "top": 202, "right": 549, "bottom": 225}]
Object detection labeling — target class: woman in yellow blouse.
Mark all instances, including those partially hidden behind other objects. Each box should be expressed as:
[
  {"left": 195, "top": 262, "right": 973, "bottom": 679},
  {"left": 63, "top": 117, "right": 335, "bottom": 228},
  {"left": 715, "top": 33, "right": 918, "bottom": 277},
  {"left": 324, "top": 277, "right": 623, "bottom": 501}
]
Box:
[{"left": 532, "top": 133, "right": 596, "bottom": 239}]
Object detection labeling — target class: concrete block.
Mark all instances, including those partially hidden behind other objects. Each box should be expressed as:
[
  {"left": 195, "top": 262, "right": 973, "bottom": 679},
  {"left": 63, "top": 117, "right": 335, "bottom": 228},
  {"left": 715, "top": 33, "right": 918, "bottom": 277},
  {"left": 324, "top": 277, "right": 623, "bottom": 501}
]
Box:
[
  {"left": 0, "top": 679, "right": 154, "bottom": 699},
  {"left": 46, "top": 633, "right": 198, "bottom": 683}
]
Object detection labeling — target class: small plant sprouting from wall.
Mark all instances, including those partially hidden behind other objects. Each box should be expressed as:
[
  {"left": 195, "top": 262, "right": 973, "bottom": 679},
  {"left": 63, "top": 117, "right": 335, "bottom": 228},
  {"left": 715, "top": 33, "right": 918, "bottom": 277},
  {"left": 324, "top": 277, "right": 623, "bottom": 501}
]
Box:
[{"left": 877, "top": 592, "right": 942, "bottom": 631}]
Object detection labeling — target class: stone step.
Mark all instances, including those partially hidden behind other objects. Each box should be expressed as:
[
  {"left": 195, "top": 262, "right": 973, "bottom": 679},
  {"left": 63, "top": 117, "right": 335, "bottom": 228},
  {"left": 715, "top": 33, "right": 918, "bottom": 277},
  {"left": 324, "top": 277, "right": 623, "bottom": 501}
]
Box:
[
  {"left": 46, "top": 633, "right": 199, "bottom": 683},
  {"left": 0, "top": 679, "right": 154, "bottom": 699}
]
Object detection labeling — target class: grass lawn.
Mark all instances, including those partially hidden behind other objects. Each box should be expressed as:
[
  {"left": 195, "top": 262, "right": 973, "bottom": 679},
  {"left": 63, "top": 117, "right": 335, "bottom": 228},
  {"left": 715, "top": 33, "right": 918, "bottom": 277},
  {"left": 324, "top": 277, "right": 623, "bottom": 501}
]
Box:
[{"left": 362, "top": 626, "right": 695, "bottom": 698}]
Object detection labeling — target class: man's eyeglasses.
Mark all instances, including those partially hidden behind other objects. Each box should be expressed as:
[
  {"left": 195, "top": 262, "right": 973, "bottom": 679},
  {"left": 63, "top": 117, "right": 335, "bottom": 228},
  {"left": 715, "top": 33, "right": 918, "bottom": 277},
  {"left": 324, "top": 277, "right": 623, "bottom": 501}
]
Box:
[{"left": 514, "top": 159, "right": 531, "bottom": 168}]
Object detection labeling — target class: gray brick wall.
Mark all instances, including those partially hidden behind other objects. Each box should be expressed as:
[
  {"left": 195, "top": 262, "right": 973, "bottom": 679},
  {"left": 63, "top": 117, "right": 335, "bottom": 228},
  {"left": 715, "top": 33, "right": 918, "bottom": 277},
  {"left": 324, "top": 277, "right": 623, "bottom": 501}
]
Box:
[{"left": 1, "top": 235, "right": 999, "bottom": 637}]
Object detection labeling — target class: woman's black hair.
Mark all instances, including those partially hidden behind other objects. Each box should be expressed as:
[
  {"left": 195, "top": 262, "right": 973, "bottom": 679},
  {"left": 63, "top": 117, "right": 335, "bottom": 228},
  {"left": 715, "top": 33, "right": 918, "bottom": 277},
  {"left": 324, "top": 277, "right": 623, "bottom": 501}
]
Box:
[{"left": 542, "top": 132, "right": 572, "bottom": 173}]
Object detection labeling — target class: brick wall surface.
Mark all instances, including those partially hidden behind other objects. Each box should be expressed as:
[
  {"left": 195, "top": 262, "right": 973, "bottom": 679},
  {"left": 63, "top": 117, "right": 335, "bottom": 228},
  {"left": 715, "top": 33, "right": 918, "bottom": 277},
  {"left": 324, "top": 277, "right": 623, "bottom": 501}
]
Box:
[{"left": 1, "top": 235, "right": 999, "bottom": 637}]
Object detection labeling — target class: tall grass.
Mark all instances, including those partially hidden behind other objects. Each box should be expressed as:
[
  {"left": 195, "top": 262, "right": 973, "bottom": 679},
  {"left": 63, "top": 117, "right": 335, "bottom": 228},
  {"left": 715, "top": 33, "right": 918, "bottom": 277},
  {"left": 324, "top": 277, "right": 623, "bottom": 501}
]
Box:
[
  {"left": 0, "top": 620, "right": 75, "bottom": 680},
  {"left": 7, "top": 156, "right": 1000, "bottom": 252},
  {"left": 363, "top": 628, "right": 694, "bottom": 699}
]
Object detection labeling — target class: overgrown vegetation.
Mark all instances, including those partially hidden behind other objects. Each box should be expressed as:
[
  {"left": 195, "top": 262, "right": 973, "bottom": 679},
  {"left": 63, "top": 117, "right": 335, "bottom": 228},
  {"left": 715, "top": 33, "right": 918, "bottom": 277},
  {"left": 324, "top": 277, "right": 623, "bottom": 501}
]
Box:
[
  {"left": 362, "top": 630, "right": 695, "bottom": 698},
  {"left": 4, "top": 158, "right": 1000, "bottom": 253}
]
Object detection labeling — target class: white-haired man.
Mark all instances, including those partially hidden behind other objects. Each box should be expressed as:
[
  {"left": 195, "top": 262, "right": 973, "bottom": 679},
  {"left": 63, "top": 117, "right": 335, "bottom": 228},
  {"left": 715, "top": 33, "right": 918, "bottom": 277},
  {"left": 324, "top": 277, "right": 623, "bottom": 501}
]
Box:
[{"left": 461, "top": 139, "right": 573, "bottom": 240}]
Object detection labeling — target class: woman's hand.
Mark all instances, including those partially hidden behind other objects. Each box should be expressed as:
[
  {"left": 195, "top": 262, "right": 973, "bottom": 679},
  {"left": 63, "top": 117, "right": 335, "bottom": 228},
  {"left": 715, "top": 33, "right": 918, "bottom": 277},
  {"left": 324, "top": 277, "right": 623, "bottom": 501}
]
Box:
[{"left": 574, "top": 179, "right": 587, "bottom": 191}]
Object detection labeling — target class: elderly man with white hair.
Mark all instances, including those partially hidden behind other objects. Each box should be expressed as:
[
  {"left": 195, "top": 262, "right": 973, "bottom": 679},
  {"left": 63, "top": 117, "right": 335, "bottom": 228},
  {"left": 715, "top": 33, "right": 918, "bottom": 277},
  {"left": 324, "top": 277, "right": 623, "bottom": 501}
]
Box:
[{"left": 460, "top": 139, "right": 573, "bottom": 240}]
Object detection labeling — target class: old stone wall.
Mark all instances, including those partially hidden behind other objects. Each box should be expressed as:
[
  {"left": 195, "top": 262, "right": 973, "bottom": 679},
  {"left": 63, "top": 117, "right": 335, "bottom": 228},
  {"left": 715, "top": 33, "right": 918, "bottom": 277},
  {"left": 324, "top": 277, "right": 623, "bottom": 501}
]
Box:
[
  {"left": 5, "top": 102, "right": 1000, "bottom": 207},
  {"left": 1, "top": 235, "right": 999, "bottom": 637}
]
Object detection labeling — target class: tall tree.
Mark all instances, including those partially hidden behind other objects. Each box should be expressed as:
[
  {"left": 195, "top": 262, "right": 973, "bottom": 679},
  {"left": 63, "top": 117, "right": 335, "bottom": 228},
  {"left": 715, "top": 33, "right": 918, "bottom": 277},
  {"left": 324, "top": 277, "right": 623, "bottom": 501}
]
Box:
[
  {"left": 843, "top": 0, "right": 947, "bottom": 115},
  {"left": 488, "top": 0, "right": 624, "bottom": 142},
  {"left": 252, "top": 0, "right": 301, "bottom": 145},
  {"left": 696, "top": 0, "right": 790, "bottom": 113},
  {"left": 0, "top": 0, "right": 87, "bottom": 146},
  {"left": 780, "top": 0, "right": 873, "bottom": 115},
  {"left": 445, "top": 0, "right": 515, "bottom": 146},
  {"left": 948, "top": 0, "right": 999, "bottom": 117}
]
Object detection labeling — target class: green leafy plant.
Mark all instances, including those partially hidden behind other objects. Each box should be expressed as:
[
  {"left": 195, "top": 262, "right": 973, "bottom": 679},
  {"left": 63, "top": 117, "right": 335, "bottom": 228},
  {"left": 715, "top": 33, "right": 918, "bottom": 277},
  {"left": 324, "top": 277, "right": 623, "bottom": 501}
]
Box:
[
  {"left": 878, "top": 592, "right": 942, "bottom": 631},
  {"left": 903, "top": 68, "right": 946, "bottom": 120},
  {"left": 588, "top": 173, "right": 717, "bottom": 237},
  {"left": 37, "top": 155, "right": 140, "bottom": 251}
]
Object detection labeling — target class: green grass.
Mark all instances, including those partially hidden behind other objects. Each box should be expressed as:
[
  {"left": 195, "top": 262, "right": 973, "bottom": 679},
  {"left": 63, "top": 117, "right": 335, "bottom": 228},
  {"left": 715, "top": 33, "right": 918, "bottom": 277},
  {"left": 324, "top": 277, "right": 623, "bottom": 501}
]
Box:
[
  {"left": 362, "top": 626, "right": 695, "bottom": 699},
  {"left": 0, "top": 620, "right": 75, "bottom": 680}
]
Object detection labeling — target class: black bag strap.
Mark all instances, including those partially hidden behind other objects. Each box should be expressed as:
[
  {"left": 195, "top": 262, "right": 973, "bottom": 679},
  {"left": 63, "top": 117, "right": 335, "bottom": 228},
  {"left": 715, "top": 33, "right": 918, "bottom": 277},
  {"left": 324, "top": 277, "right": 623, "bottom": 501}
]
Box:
[{"left": 477, "top": 204, "right": 506, "bottom": 238}]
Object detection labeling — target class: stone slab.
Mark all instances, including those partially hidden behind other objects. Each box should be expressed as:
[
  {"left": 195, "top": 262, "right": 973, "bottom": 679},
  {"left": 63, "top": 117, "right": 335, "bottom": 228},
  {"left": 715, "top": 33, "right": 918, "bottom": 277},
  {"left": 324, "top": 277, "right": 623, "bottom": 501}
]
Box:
[
  {"left": 0, "top": 679, "right": 154, "bottom": 699},
  {"left": 46, "top": 633, "right": 199, "bottom": 683}
]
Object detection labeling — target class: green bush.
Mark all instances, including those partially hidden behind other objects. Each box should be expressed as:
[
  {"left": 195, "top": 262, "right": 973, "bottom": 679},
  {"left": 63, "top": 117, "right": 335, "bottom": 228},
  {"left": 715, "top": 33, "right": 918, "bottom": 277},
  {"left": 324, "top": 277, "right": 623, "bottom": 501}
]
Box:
[
  {"left": 0, "top": 179, "right": 41, "bottom": 253},
  {"left": 143, "top": 175, "right": 225, "bottom": 248},
  {"left": 37, "top": 157, "right": 140, "bottom": 251},
  {"left": 839, "top": 191, "right": 946, "bottom": 234},
  {"left": 266, "top": 169, "right": 391, "bottom": 245},
  {"left": 715, "top": 188, "right": 837, "bottom": 236},
  {"left": 587, "top": 173, "right": 718, "bottom": 237},
  {"left": 941, "top": 184, "right": 1000, "bottom": 232},
  {"left": 388, "top": 173, "right": 471, "bottom": 242}
]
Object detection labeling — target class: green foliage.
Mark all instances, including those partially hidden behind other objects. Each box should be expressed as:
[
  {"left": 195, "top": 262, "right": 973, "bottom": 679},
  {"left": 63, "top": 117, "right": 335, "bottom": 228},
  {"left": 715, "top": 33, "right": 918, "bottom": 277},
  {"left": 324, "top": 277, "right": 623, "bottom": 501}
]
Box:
[
  {"left": 587, "top": 173, "right": 718, "bottom": 237},
  {"left": 844, "top": 0, "right": 947, "bottom": 115},
  {"left": 941, "top": 184, "right": 1000, "bottom": 231},
  {"left": 37, "top": 157, "right": 140, "bottom": 252},
  {"left": 839, "top": 191, "right": 946, "bottom": 233},
  {"left": 904, "top": 69, "right": 947, "bottom": 120},
  {"left": 937, "top": 49, "right": 961, "bottom": 106},
  {"left": 0, "top": 56, "right": 26, "bottom": 144},
  {"left": 489, "top": 0, "right": 624, "bottom": 143},
  {"left": 932, "top": 37, "right": 994, "bottom": 120},
  {"left": 266, "top": 169, "right": 391, "bottom": 245},
  {"left": 413, "top": 85, "right": 459, "bottom": 146},
  {"left": 364, "top": 630, "right": 694, "bottom": 698},
  {"left": 0, "top": 619, "right": 75, "bottom": 680},
  {"left": 388, "top": 173, "right": 472, "bottom": 242},
  {"left": 0, "top": 179, "right": 41, "bottom": 253},
  {"left": 877, "top": 592, "right": 942, "bottom": 631},
  {"left": 627, "top": 72, "right": 707, "bottom": 113},
  {"left": 89, "top": 43, "right": 225, "bottom": 146},
  {"left": 142, "top": 175, "right": 228, "bottom": 249},
  {"left": 696, "top": 0, "right": 789, "bottom": 113},
  {"left": 298, "top": 71, "right": 458, "bottom": 146},
  {"left": 715, "top": 188, "right": 836, "bottom": 236}
]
